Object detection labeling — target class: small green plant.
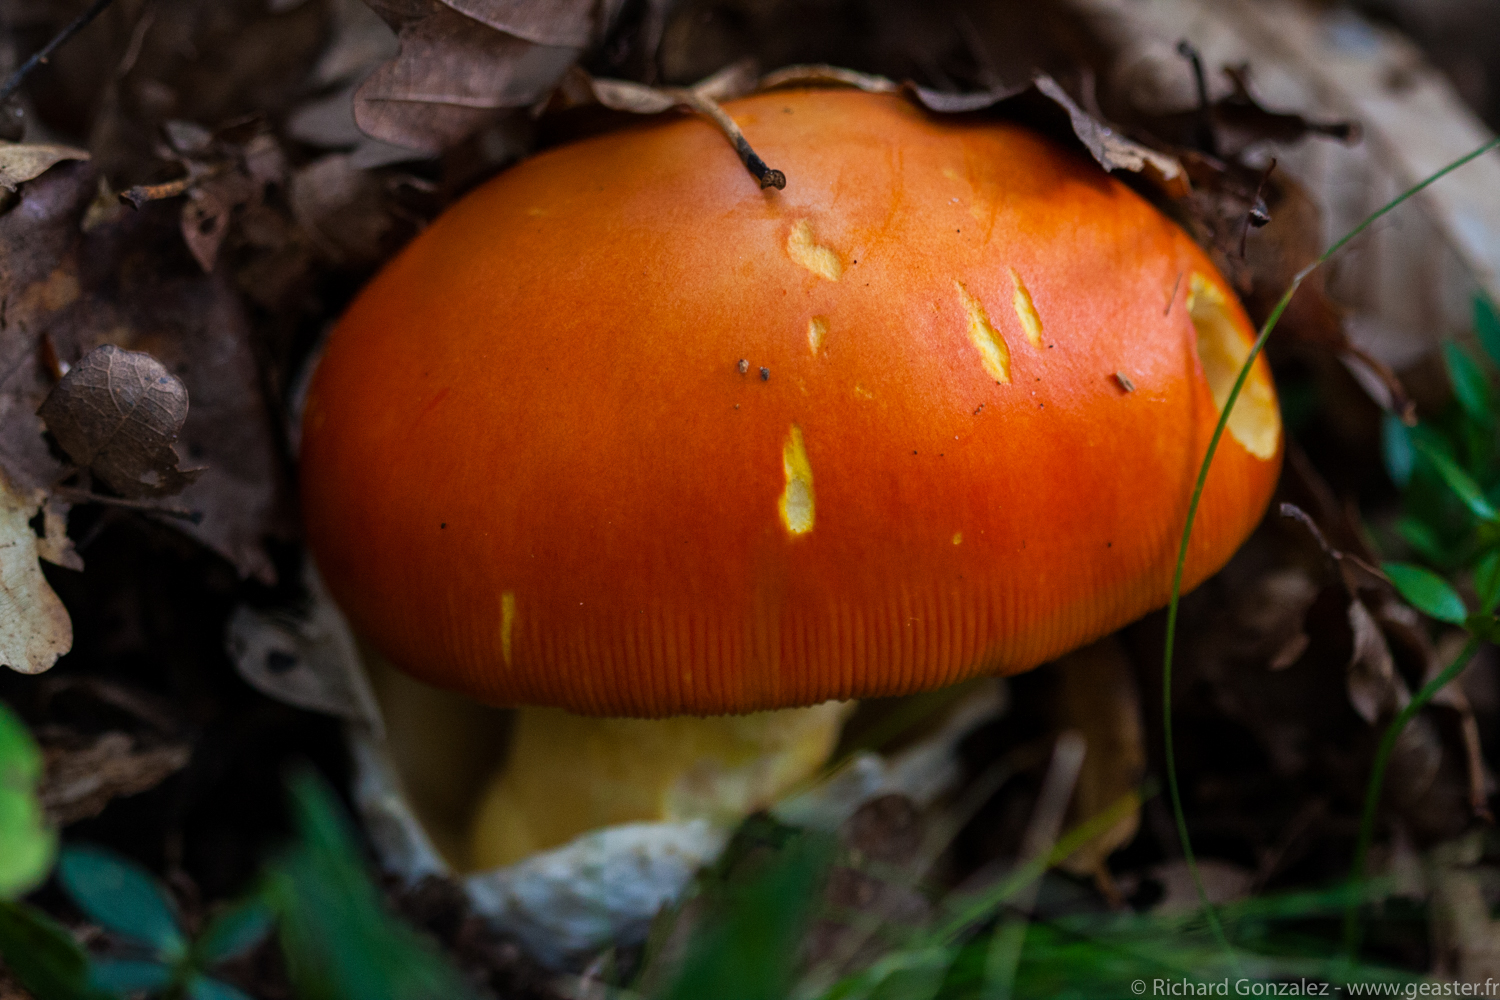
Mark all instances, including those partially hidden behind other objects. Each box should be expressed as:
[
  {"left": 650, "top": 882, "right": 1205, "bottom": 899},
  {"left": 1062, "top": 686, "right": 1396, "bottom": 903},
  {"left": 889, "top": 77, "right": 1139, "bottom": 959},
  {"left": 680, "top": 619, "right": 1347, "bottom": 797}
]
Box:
[
  {"left": 658, "top": 819, "right": 836, "bottom": 1000},
  {"left": 0, "top": 701, "right": 54, "bottom": 899},
  {"left": 51, "top": 845, "right": 271, "bottom": 1000},
  {"left": 0, "top": 700, "right": 109, "bottom": 1000},
  {"left": 0, "top": 747, "right": 475, "bottom": 1000},
  {"left": 259, "top": 770, "right": 475, "bottom": 1000}
]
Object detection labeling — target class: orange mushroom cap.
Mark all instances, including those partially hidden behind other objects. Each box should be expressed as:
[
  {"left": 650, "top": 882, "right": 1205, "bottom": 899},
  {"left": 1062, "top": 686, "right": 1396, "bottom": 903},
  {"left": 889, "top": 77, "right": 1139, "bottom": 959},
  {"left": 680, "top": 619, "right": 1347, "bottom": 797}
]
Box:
[{"left": 300, "top": 89, "right": 1282, "bottom": 718}]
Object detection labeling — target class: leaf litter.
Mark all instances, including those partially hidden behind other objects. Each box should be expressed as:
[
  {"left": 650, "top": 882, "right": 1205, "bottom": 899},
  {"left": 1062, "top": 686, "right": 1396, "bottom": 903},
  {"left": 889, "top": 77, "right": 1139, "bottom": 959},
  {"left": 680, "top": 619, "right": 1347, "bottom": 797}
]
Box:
[{"left": 0, "top": 0, "right": 1496, "bottom": 996}]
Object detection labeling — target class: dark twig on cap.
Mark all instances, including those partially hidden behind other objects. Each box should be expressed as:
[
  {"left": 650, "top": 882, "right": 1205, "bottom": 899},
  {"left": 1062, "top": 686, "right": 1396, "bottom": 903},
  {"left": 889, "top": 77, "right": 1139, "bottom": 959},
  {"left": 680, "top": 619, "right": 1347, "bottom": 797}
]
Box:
[{"left": 671, "top": 87, "right": 786, "bottom": 190}]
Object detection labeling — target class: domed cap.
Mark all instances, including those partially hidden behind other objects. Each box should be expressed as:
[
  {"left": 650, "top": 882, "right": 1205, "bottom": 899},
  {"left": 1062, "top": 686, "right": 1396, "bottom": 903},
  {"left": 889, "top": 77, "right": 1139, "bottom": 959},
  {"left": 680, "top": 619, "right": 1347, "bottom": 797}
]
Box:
[{"left": 300, "top": 89, "right": 1282, "bottom": 717}]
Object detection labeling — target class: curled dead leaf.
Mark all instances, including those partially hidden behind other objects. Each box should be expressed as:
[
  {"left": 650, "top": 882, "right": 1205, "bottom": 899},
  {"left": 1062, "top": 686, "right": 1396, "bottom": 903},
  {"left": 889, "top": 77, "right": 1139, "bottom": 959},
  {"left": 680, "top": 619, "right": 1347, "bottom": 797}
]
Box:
[
  {"left": 38, "top": 345, "right": 201, "bottom": 499},
  {"left": 0, "top": 142, "right": 90, "bottom": 192},
  {"left": 0, "top": 471, "right": 72, "bottom": 675},
  {"left": 354, "top": 0, "right": 584, "bottom": 154}
]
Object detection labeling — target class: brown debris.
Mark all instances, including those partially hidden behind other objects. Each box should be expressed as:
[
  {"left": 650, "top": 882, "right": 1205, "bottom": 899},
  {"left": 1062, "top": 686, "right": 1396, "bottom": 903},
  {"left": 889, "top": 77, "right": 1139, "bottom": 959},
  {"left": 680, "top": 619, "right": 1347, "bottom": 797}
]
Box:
[
  {"left": 0, "top": 156, "right": 292, "bottom": 582},
  {"left": 37, "top": 729, "right": 191, "bottom": 826},
  {"left": 353, "top": 0, "right": 589, "bottom": 154},
  {"left": 38, "top": 344, "right": 201, "bottom": 500}
]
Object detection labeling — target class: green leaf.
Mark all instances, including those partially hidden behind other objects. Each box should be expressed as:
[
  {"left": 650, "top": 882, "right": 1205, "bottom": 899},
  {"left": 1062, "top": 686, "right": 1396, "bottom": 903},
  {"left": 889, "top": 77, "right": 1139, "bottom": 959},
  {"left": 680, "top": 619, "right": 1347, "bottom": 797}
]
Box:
[
  {"left": 1443, "top": 342, "right": 1494, "bottom": 426},
  {"left": 89, "top": 958, "right": 173, "bottom": 994},
  {"left": 1383, "top": 562, "right": 1468, "bottom": 624},
  {"left": 57, "top": 845, "right": 185, "bottom": 957},
  {"left": 194, "top": 898, "right": 272, "bottom": 966},
  {"left": 187, "top": 975, "right": 257, "bottom": 1000},
  {"left": 0, "top": 703, "right": 56, "bottom": 900},
  {"left": 264, "top": 770, "right": 473, "bottom": 1000},
  {"left": 1381, "top": 413, "right": 1415, "bottom": 487},
  {"left": 1395, "top": 516, "right": 1455, "bottom": 567},
  {"left": 0, "top": 899, "right": 113, "bottom": 1000},
  {"left": 660, "top": 829, "right": 834, "bottom": 1000},
  {"left": 1414, "top": 441, "right": 1499, "bottom": 522},
  {"left": 1463, "top": 614, "right": 1500, "bottom": 644},
  {"left": 1475, "top": 295, "right": 1500, "bottom": 368},
  {"left": 1475, "top": 549, "right": 1500, "bottom": 614}
]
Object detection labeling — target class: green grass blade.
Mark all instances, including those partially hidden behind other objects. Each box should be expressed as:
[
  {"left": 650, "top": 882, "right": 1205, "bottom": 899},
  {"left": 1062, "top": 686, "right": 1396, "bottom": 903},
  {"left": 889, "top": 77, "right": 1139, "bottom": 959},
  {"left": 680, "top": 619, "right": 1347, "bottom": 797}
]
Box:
[
  {"left": 1343, "top": 636, "right": 1480, "bottom": 960},
  {"left": 1414, "top": 440, "right": 1499, "bottom": 521}
]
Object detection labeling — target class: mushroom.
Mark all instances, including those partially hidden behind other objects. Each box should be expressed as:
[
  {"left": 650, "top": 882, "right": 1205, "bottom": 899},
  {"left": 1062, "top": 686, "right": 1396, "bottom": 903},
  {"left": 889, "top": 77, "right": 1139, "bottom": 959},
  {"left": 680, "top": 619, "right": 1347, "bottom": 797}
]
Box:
[{"left": 299, "top": 88, "right": 1282, "bottom": 870}]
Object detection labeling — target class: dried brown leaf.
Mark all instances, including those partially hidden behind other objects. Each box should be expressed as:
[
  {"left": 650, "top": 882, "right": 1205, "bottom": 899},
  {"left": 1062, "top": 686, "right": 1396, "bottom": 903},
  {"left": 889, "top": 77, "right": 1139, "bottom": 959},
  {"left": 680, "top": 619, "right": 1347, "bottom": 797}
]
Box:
[
  {"left": 1052, "top": 637, "right": 1146, "bottom": 877},
  {"left": 38, "top": 731, "right": 191, "bottom": 826},
  {"left": 0, "top": 471, "right": 72, "bottom": 675},
  {"left": 902, "top": 75, "right": 1187, "bottom": 196},
  {"left": 354, "top": 0, "right": 581, "bottom": 154},
  {"left": 436, "top": 0, "right": 611, "bottom": 48},
  {"left": 0, "top": 143, "right": 91, "bottom": 192},
  {"left": 289, "top": 155, "right": 398, "bottom": 265},
  {"left": 38, "top": 345, "right": 201, "bottom": 500},
  {"left": 0, "top": 162, "right": 95, "bottom": 495},
  {"left": 1347, "top": 598, "right": 1401, "bottom": 725},
  {"left": 181, "top": 185, "right": 234, "bottom": 274}
]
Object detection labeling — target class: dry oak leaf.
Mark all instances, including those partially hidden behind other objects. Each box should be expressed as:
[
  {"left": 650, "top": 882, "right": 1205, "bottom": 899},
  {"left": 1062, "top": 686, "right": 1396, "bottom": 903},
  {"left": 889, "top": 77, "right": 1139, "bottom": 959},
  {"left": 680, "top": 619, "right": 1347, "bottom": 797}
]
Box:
[
  {"left": 354, "top": 0, "right": 590, "bottom": 154},
  {"left": 0, "top": 471, "right": 72, "bottom": 675},
  {"left": 39, "top": 731, "right": 191, "bottom": 826},
  {"left": 38, "top": 345, "right": 201, "bottom": 499},
  {"left": 0, "top": 142, "right": 89, "bottom": 192}
]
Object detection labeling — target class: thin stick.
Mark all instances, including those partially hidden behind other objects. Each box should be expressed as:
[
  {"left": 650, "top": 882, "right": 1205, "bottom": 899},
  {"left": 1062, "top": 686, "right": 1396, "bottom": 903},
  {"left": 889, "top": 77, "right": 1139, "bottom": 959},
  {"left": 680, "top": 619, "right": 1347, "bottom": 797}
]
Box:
[
  {"left": 1160, "top": 133, "right": 1500, "bottom": 969},
  {"left": 670, "top": 87, "right": 785, "bottom": 190},
  {"left": 119, "top": 175, "right": 194, "bottom": 209},
  {"left": 0, "top": 0, "right": 119, "bottom": 105}
]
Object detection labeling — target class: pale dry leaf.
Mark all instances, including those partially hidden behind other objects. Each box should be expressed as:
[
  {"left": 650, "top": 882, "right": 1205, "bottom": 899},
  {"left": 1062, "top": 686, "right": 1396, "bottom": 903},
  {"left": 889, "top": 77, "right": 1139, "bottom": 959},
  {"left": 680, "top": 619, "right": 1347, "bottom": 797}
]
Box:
[
  {"left": 354, "top": 0, "right": 580, "bottom": 154},
  {"left": 0, "top": 471, "right": 72, "bottom": 675},
  {"left": 34, "top": 498, "right": 81, "bottom": 572},
  {"left": 38, "top": 731, "right": 191, "bottom": 826},
  {"left": 586, "top": 76, "right": 679, "bottom": 114},
  {"left": 0, "top": 142, "right": 90, "bottom": 192},
  {"left": 38, "top": 345, "right": 201, "bottom": 499},
  {"left": 558, "top": 60, "right": 758, "bottom": 116}
]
